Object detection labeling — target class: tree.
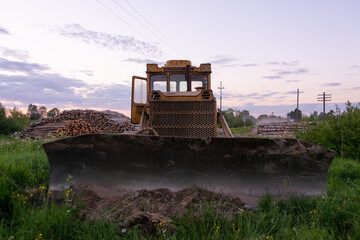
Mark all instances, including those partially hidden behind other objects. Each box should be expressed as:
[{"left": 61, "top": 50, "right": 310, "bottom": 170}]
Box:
[
  {"left": 296, "top": 101, "right": 360, "bottom": 159},
  {"left": 47, "top": 108, "right": 60, "bottom": 117},
  {"left": 8, "top": 107, "right": 29, "bottom": 132},
  {"left": 0, "top": 103, "right": 5, "bottom": 118},
  {"left": 287, "top": 108, "right": 302, "bottom": 121},
  {"left": 27, "top": 104, "right": 41, "bottom": 121},
  {"left": 309, "top": 111, "right": 318, "bottom": 121},
  {"left": 0, "top": 103, "right": 29, "bottom": 134},
  {"left": 222, "top": 108, "right": 255, "bottom": 128},
  {"left": 242, "top": 110, "right": 250, "bottom": 116},
  {"left": 0, "top": 103, "right": 7, "bottom": 134},
  {"left": 257, "top": 114, "right": 269, "bottom": 121},
  {"left": 318, "top": 110, "right": 335, "bottom": 120},
  {"left": 38, "top": 106, "right": 47, "bottom": 117}
]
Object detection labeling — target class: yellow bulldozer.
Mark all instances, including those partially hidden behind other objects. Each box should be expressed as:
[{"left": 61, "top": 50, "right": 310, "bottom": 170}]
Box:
[
  {"left": 131, "top": 60, "right": 232, "bottom": 138},
  {"left": 43, "top": 60, "right": 336, "bottom": 205}
]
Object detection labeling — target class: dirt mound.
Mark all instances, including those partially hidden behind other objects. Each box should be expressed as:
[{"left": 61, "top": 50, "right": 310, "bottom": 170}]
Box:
[
  {"left": 71, "top": 184, "right": 245, "bottom": 233},
  {"left": 22, "top": 109, "right": 135, "bottom": 138}
]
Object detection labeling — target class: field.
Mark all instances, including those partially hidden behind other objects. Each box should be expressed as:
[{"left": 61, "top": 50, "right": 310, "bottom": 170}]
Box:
[{"left": 1, "top": 135, "right": 360, "bottom": 239}]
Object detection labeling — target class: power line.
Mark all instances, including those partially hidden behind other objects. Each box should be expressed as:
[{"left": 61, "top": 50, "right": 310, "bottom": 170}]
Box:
[
  {"left": 121, "top": 0, "right": 188, "bottom": 58},
  {"left": 111, "top": 0, "right": 184, "bottom": 58},
  {"left": 95, "top": 0, "right": 152, "bottom": 42}
]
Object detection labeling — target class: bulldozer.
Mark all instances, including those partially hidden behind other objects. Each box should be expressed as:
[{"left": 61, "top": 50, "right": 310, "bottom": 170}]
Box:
[
  {"left": 43, "top": 60, "right": 336, "bottom": 205},
  {"left": 131, "top": 60, "right": 232, "bottom": 138}
]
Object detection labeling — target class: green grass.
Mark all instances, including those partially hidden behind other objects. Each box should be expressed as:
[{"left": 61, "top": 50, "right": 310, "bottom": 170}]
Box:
[
  {"left": 1, "top": 135, "right": 360, "bottom": 239},
  {"left": 230, "top": 126, "right": 254, "bottom": 135}
]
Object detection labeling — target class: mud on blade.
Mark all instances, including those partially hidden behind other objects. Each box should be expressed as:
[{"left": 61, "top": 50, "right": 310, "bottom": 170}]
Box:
[{"left": 43, "top": 134, "right": 335, "bottom": 205}]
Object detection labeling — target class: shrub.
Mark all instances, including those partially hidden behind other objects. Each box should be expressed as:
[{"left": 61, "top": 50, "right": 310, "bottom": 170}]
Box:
[
  {"left": 296, "top": 101, "right": 360, "bottom": 159},
  {"left": 0, "top": 104, "right": 29, "bottom": 135}
]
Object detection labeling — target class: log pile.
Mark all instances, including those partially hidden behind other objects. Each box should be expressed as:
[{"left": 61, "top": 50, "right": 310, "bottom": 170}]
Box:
[
  {"left": 56, "top": 119, "right": 102, "bottom": 137},
  {"left": 22, "top": 109, "right": 134, "bottom": 138},
  {"left": 257, "top": 122, "right": 316, "bottom": 137}
]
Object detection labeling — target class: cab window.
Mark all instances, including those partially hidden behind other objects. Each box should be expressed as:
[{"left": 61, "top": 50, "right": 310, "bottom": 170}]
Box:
[
  {"left": 191, "top": 75, "right": 208, "bottom": 90},
  {"left": 170, "top": 74, "right": 187, "bottom": 92},
  {"left": 170, "top": 74, "right": 208, "bottom": 92},
  {"left": 150, "top": 74, "right": 167, "bottom": 92}
]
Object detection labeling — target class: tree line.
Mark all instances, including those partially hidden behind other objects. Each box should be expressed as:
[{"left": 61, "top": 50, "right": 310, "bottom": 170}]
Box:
[
  {"left": 0, "top": 103, "right": 60, "bottom": 135},
  {"left": 222, "top": 107, "right": 338, "bottom": 128},
  {"left": 27, "top": 104, "right": 60, "bottom": 120}
]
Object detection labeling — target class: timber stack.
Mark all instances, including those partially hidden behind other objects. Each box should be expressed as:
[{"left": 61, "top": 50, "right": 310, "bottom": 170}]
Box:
[
  {"left": 22, "top": 109, "right": 134, "bottom": 138},
  {"left": 256, "top": 121, "right": 316, "bottom": 137}
]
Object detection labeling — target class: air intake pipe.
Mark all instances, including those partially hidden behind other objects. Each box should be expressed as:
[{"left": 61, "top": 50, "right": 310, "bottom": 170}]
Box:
[{"left": 186, "top": 65, "right": 191, "bottom": 92}]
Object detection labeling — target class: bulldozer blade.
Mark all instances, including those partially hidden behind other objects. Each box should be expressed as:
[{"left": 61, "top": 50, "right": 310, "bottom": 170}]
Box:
[{"left": 43, "top": 134, "right": 336, "bottom": 205}]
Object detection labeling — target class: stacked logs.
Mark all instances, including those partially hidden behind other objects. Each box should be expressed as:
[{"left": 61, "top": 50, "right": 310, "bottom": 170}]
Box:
[
  {"left": 22, "top": 109, "right": 135, "bottom": 138},
  {"left": 56, "top": 119, "right": 102, "bottom": 136},
  {"left": 256, "top": 121, "right": 316, "bottom": 137}
]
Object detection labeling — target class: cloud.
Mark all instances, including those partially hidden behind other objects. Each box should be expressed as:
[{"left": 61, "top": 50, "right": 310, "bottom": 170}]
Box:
[
  {"left": 58, "top": 24, "right": 162, "bottom": 57},
  {"left": 242, "top": 64, "right": 258, "bottom": 67},
  {"left": 0, "top": 58, "right": 49, "bottom": 73},
  {"left": 1, "top": 48, "right": 29, "bottom": 61},
  {"left": 219, "top": 64, "right": 241, "bottom": 68},
  {"left": 0, "top": 57, "right": 131, "bottom": 111},
  {"left": 0, "top": 73, "right": 131, "bottom": 111},
  {"left": 261, "top": 92, "right": 279, "bottom": 97},
  {"left": 208, "top": 55, "right": 239, "bottom": 65},
  {"left": 353, "top": 87, "right": 360, "bottom": 90},
  {"left": 267, "top": 61, "right": 299, "bottom": 66},
  {"left": 123, "top": 58, "right": 164, "bottom": 65},
  {"left": 263, "top": 75, "right": 282, "bottom": 80},
  {"left": 222, "top": 91, "right": 279, "bottom": 100},
  {"left": 277, "top": 68, "right": 309, "bottom": 75},
  {"left": 283, "top": 90, "right": 304, "bottom": 94},
  {"left": 285, "top": 80, "right": 300, "bottom": 83},
  {"left": 0, "top": 26, "right": 9, "bottom": 35},
  {"left": 350, "top": 65, "right": 360, "bottom": 70},
  {"left": 78, "top": 70, "right": 94, "bottom": 76},
  {"left": 322, "top": 82, "right": 341, "bottom": 87}
]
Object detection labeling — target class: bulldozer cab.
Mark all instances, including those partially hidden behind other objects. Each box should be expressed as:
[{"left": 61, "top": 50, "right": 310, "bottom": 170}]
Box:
[{"left": 131, "top": 60, "right": 217, "bottom": 138}]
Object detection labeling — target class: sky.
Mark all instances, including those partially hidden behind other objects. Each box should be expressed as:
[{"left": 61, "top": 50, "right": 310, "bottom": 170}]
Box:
[{"left": 0, "top": 0, "right": 359, "bottom": 117}]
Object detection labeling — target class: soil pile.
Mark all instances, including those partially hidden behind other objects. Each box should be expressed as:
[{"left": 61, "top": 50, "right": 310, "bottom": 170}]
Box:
[
  {"left": 70, "top": 184, "right": 245, "bottom": 233},
  {"left": 22, "top": 110, "right": 135, "bottom": 138}
]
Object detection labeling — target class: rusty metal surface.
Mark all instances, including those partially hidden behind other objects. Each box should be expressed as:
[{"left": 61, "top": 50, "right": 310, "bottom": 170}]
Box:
[
  {"left": 150, "top": 100, "right": 216, "bottom": 138},
  {"left": 43, "top": 134, "right": 335, "bottom": 205}
]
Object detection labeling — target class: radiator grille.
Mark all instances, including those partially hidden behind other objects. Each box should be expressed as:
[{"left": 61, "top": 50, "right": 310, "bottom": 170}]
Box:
[{"left": 150, "top": 100, "right": 216, "bottom": 138}]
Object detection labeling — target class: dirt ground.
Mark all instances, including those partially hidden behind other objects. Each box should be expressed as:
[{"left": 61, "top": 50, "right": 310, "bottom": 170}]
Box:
[{"left": 69, "top": 183, "right": 245, "bottom": 233}]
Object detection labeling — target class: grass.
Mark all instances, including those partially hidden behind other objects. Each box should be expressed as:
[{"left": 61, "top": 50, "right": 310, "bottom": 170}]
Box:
[
  {"left": 230, "top": 126, "right": 254, "bottom": 135},
  {"left": 1, "top": 135, "right": 360, "bottom": 239}
]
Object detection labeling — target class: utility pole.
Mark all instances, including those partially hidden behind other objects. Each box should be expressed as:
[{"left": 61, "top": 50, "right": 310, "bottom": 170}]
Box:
[
  {"left": 317, "top": 92, "right": 332, "bottom": 116},
  {"left": 218, "top": 81, "right": 224, "bottom": 111},
  {"left": 296, "top": 88, "right": 299, "bottom": 122}
]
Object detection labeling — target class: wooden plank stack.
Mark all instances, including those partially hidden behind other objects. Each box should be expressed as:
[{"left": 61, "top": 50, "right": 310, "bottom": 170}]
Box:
[{"left": 22, "top": 109, "right": 135, "bottom": 138}]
